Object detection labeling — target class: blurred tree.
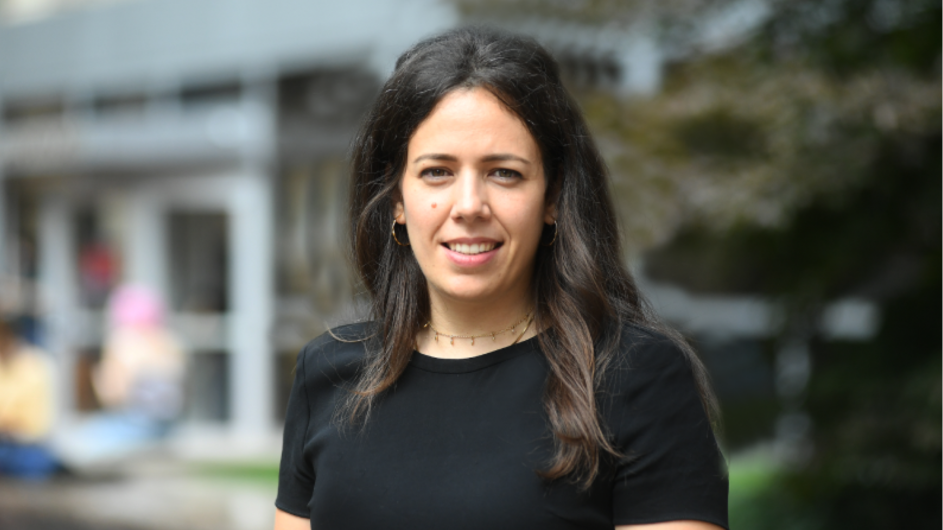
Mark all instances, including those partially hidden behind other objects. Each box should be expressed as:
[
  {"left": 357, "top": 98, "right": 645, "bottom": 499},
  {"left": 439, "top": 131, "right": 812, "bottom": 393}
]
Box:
[
  {"left": 651, "top": 127, "right": 940, "bottom": 530},
  {"left": 604, "top": 1, "right": 941, "bottom": 528}
]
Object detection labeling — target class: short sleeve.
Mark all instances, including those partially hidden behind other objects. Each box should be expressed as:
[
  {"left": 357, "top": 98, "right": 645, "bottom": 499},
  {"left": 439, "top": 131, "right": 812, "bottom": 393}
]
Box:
[
  {"left": 607, "top": 337, "right": 728, "bottom": 529},
  {"left": 275, "top": 345, "right": 315, "bottom": 518}
]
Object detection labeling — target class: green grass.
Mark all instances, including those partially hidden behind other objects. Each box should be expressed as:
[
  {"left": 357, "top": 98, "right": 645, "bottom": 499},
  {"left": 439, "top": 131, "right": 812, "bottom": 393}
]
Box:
[
  {"left": 192, "top": 461, "right": 281, "bottom": 485},
  {"left": 729, "top": 452, "right": 779, "bottom": 500},
  {"left": 727, "top": 451, "right": 825, "bottom": 530}
]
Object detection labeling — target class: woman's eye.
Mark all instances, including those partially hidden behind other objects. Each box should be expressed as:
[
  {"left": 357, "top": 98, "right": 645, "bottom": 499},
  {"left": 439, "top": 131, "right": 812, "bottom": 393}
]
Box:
[
  {"left": 421, "top": 168, "right": 450, "bottom": 179},
  {"left": 492, "top": 168, "right": 523, "bottom": 180}
]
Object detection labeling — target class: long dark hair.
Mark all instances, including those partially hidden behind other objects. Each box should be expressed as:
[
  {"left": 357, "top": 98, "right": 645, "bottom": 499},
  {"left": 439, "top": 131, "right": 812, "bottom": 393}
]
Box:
[{"left": 346, "top": 26, "right": 718, "bottom": 487}]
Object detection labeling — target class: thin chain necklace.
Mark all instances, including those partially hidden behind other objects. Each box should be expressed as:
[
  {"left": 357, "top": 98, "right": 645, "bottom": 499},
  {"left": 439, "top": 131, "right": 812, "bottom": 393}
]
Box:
[{"left": 424, "top": 310, "right": 533, "bottom": 346}]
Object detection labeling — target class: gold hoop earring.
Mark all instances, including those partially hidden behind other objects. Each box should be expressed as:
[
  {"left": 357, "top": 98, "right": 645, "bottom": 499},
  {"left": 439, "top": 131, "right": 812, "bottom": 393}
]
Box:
[
  {"left": 542, "top": 220, "right": 557, "bottom": 247},
  {"left": 391, "top": 220, "right": 410, "bottom": 247}
]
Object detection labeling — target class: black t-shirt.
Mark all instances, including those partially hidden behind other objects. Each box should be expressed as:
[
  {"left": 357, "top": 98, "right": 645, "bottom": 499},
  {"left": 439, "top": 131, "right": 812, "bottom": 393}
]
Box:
[{"left": 276, "top": 323, "right": 728, "bottom": 529}]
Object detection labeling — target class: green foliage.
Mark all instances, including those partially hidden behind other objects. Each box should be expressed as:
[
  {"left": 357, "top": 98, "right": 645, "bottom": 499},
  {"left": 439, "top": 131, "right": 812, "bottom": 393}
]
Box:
[
  {"left": 762, "top": 0, "right": 941, "bottom": 77},
  {"left": 717, "top": 380, "right": 779, "bottom": 449},
  {"left": 633, "top": 2, "right": 942, "bottom": 527},
  {"left": 665, "top": 130, "right": 941, "bottom": 527},
  {"left": 647, "top": 131, "right": 940, "bottom": 298},
  {"left": 674, "top": 108, "right": 769, "bottom": 162}
]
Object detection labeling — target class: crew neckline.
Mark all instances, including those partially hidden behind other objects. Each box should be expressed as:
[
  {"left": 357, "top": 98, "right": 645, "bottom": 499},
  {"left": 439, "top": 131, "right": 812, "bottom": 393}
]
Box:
[{"left": 409, "top": 335, "right": 539, "bottom": 374}]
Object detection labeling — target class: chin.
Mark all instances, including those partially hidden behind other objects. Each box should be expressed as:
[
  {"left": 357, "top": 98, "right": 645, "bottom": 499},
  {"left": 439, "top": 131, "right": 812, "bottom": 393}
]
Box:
[
  {"left": 436, "top": 282, "right": 502, "bottom": 304},
  {"left": 441, "top": 288, "right": 496, "bottom": 303}
]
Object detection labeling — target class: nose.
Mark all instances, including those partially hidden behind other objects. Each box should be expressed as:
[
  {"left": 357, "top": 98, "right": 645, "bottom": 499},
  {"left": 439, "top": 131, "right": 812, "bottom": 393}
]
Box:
[{"left": 451, "top": 171, "right": 490, "bottom": 221}]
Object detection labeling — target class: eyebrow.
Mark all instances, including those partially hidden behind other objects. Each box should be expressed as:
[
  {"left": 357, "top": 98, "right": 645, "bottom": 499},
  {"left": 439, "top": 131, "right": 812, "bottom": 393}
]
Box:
[{"left": 412, "top": 153, "right": 532, "bottom": 165}]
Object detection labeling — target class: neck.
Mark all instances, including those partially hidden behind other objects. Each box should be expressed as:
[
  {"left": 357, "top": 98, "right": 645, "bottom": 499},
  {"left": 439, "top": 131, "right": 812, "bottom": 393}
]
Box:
[{"left": 417, "top": 289, "right": 535, "bottom": 359}]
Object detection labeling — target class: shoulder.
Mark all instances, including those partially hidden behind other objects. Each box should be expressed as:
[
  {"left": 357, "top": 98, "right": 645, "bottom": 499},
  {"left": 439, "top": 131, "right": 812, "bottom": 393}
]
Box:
[
  {"left": 296, "top": 321, "right": 375, "bottom": 386},
  {"left": 608, "top": 323, "right": 692, "bottom": 375},
  {"left": 599, "top": 323, "right": 704, "bottom": 411},
  {"left": 603, "top": 325, "right": 728, "bottom": 528}
]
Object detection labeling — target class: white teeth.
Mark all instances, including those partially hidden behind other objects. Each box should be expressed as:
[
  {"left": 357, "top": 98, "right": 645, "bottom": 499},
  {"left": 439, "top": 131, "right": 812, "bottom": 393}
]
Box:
[{"left": 448, "top": 242, "right": 496, "bottom": 254}]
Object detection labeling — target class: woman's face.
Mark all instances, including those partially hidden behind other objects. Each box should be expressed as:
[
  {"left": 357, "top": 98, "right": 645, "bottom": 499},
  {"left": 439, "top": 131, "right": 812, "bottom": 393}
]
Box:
[{"left": 394, "top": 87, "right": 554, "bottom": 308}]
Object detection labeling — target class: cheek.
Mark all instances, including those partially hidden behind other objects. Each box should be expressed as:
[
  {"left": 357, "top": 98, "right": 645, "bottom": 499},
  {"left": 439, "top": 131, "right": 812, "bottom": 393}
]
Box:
[
  {"left": 403, "top": 192, "right": 446, "bottom": 240},
  {"left": 401, "top": 182, "right": 426, "bottom": 216},
  {"left": 507, "top": 198, "right": 547, "bottom": 239}
]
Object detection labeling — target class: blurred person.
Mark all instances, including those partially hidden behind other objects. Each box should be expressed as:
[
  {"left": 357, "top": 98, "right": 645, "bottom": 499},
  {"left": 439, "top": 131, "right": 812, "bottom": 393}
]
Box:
[
  {"left": 0, "top": 315, "right": 59, "bottom": 480},
  {"left": 95, "top": 284, "right": 184, "bottom": 424},
  {"left": 274, "top": 28, "right": 727, "bottom": 530},
  {"left": 78, "top": 238, "right": 118, "bottom": 308},
  {"left": 62, "top": 285, "right": 184, "bottom": 466}
]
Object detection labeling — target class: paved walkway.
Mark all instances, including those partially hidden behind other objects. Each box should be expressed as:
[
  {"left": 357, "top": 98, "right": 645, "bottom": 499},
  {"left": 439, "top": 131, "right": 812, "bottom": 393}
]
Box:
[
  {"left": 0, "top": 471, "right": 277, "bottom": 530},
  {"left": 0, "top": 440, "right": 280, "bottom": 530}
]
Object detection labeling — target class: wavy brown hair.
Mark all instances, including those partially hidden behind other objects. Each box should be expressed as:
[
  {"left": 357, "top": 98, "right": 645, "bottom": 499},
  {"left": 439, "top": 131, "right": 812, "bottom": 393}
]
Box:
[{"left": 345, "top": 26, "right": 718, "bottom": 488}]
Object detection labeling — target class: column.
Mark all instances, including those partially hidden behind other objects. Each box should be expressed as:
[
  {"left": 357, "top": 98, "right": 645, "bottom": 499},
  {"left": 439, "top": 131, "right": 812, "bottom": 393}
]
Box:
[
  {"left": 0, "top": 92, "right": 8, "bottom": 277},
  {"left": 227, "top": 75, "right": 276, "bottom": 442},
  {"left": 38, "top": 192, "right": 78, "bottom": 430},
  {"left": 228, "top": 168, "right": 275, "bottom": 440},
  {"left": 124, "top": 188, "right": 166, "bottom": 292}
]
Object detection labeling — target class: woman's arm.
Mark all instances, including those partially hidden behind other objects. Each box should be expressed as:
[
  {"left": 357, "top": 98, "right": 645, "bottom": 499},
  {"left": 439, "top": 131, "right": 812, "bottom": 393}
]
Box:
[
  {"left": 274, "top": 508, "right": 309, "bottom": 530},
  {"left": 616, "top": 521, "right": 725, "bottom": 530}
]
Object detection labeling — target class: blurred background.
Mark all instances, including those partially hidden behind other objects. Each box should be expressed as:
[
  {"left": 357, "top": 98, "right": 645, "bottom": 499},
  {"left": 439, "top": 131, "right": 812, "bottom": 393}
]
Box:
[{"left": 0, "top": 0, "right": 938, "bottom": 528}]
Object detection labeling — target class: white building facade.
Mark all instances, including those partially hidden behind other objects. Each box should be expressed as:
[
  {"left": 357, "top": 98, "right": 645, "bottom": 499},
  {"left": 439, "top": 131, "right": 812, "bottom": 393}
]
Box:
[{"left": 0, "top": 0, "right": 458, "bottom": 448}]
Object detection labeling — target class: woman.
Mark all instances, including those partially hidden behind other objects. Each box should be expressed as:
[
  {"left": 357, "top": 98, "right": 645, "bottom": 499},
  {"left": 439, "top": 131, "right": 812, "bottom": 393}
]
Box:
[{"left": 274, "top": 27, "right": 728, "bottom": 530}]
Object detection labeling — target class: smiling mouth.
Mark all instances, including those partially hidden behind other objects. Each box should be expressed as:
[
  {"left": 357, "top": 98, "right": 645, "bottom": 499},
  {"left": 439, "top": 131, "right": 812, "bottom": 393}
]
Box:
[{"left": 445, "top": 242, "right": 500, "bottom": 255}]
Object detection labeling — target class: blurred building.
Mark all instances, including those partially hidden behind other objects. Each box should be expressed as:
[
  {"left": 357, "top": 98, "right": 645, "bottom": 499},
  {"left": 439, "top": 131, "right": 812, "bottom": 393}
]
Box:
[{"left": 0, "top": 0, "right": 459, "bottom": 447}]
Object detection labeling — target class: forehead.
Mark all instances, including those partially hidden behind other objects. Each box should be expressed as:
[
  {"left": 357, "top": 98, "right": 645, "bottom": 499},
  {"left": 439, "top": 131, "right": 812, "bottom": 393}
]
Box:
[{"left": 407, "top": 88, "right": 539, "bottom": 158}]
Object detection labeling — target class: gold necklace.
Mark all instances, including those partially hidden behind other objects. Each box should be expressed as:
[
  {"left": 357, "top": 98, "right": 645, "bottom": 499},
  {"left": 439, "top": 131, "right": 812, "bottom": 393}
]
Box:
[{"left": 424, "top": 311, "right": 533, "bottom": 346}]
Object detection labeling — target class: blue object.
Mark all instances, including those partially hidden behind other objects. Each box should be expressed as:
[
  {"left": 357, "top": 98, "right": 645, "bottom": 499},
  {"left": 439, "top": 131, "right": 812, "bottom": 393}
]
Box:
[{"left": 0, "top": 440, "right": 59, "bottom": 480}]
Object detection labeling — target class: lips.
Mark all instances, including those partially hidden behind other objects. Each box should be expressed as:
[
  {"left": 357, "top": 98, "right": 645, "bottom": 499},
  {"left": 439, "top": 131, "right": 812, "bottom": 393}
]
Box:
[
  {"left": 446, "top": 242, "right": 498, "bottom": 255},
  {"left": 441, "top": 239, "right": 502, "bottom": 266}
]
